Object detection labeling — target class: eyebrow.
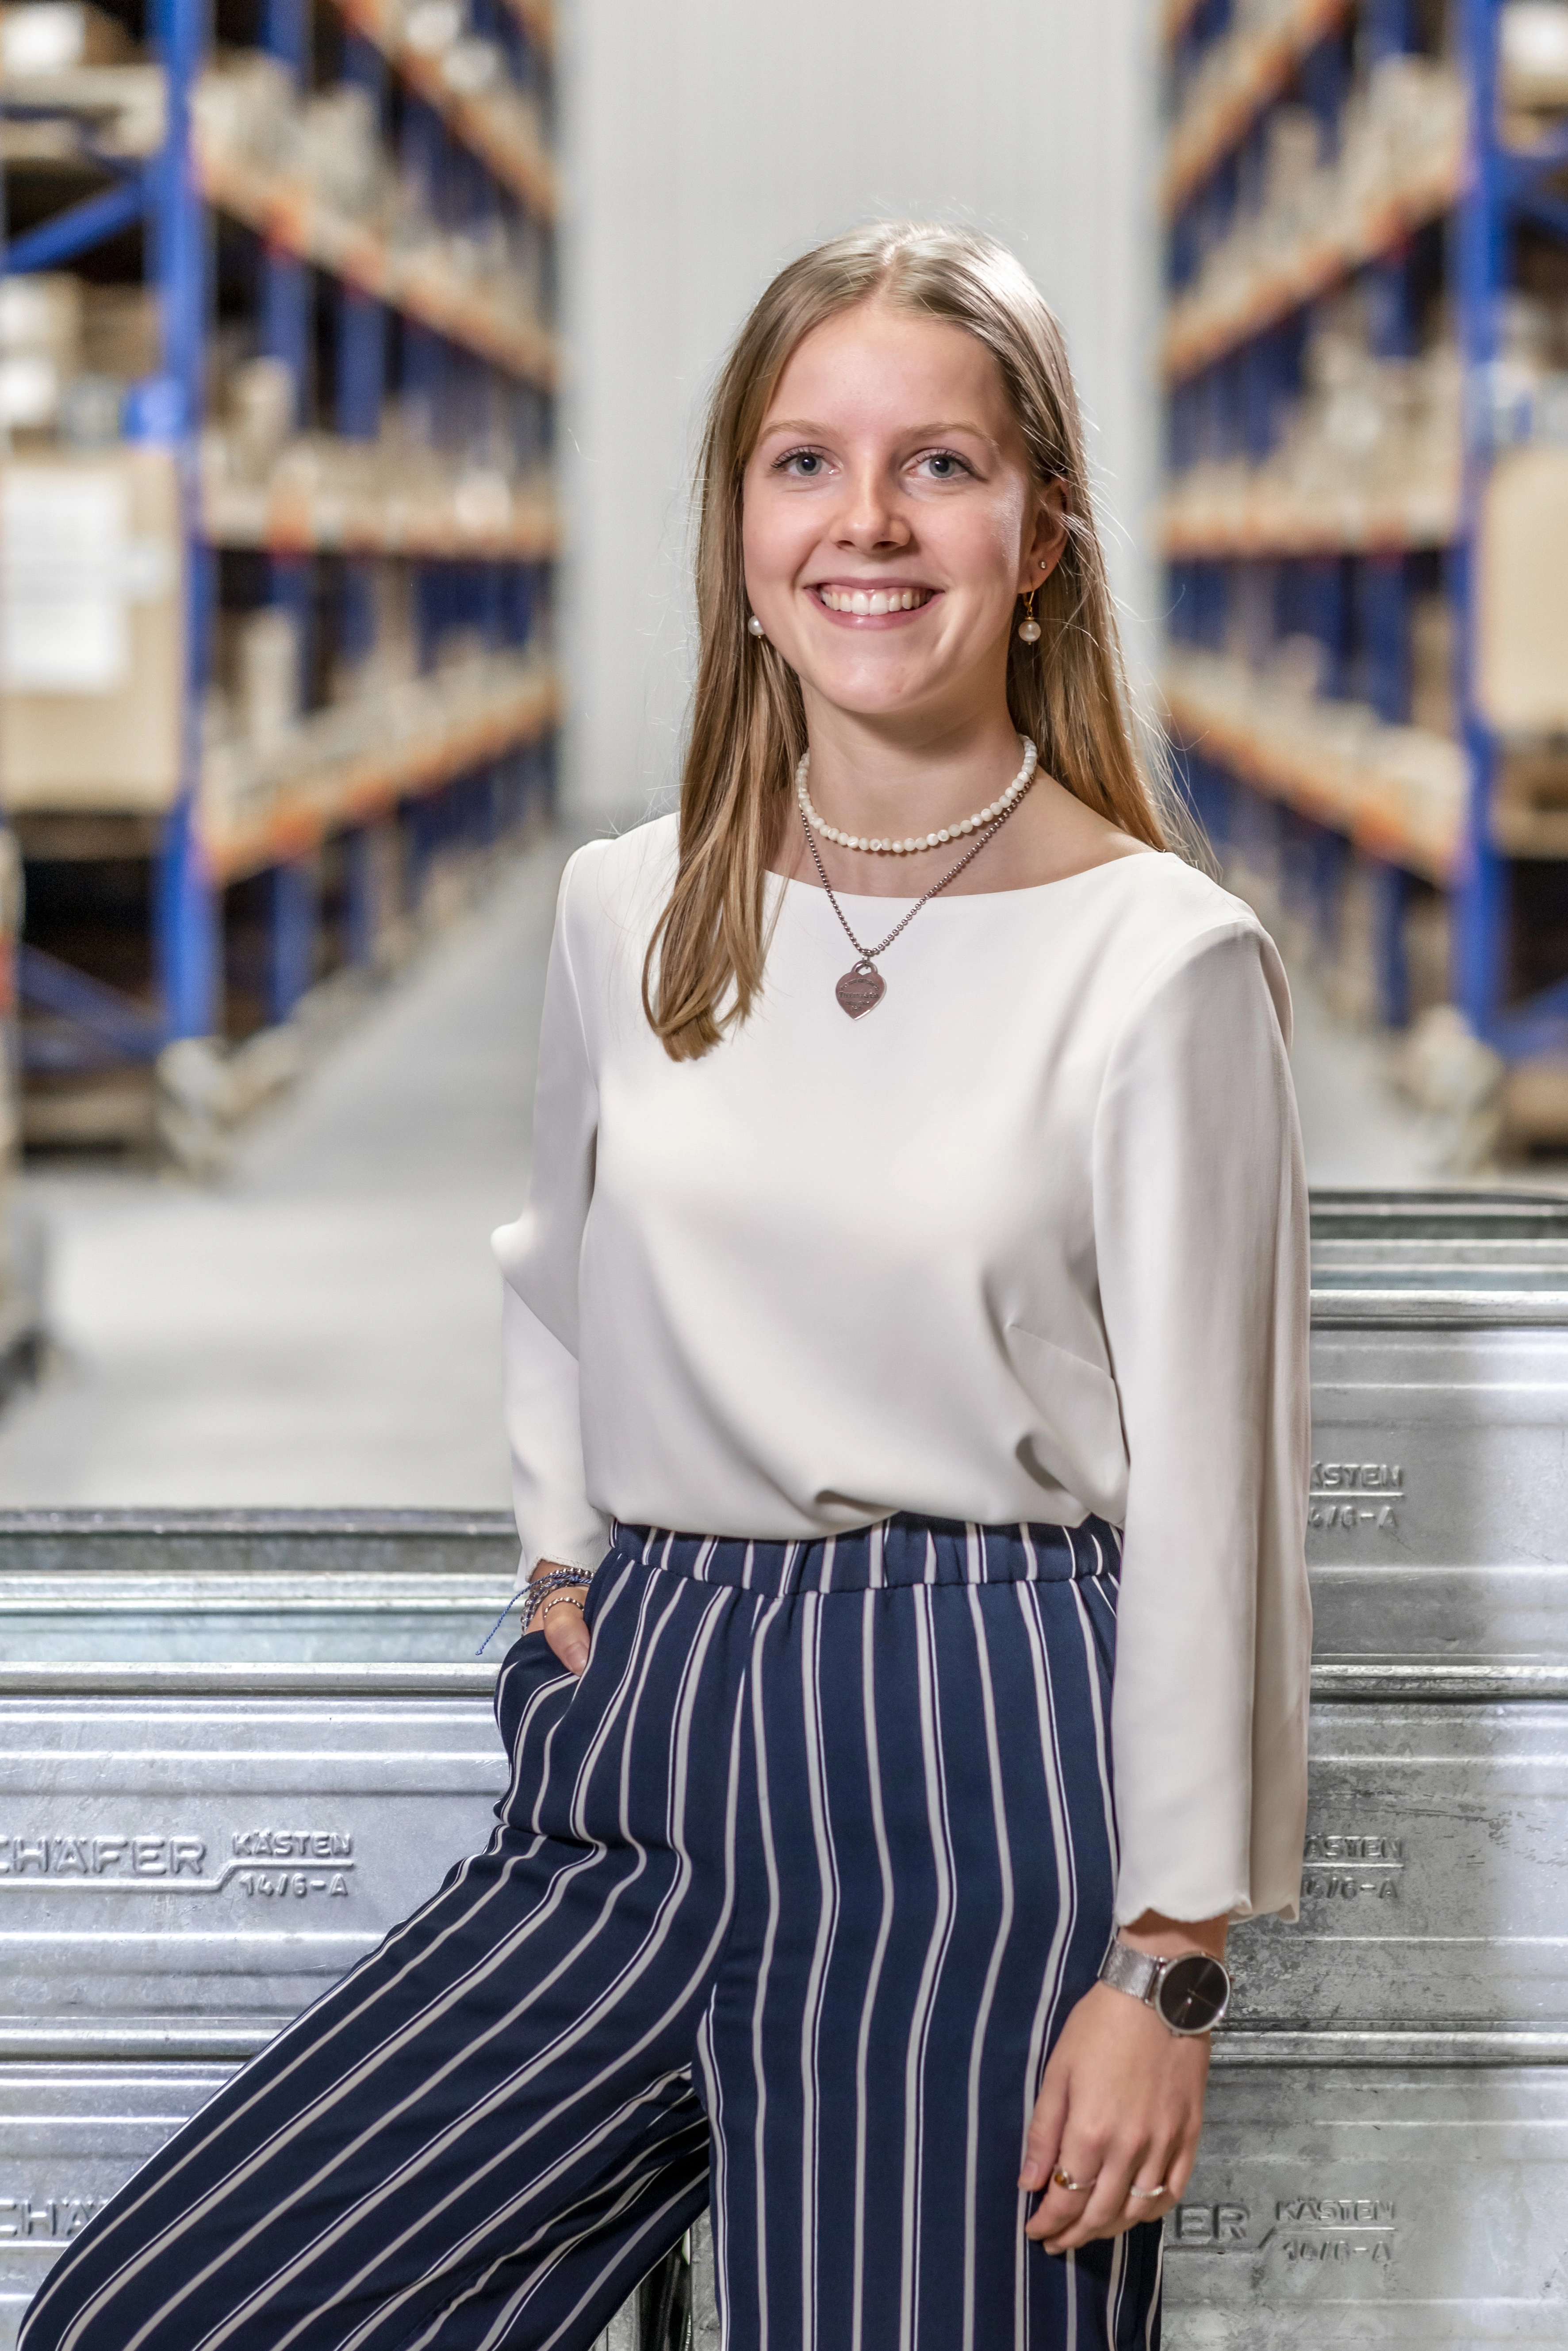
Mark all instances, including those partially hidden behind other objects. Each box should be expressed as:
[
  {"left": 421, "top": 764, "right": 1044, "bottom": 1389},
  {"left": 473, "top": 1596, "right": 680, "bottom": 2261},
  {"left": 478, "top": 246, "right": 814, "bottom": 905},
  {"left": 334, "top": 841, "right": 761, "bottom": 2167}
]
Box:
[{"left": 759, "top": 418, "right": 995, "bottom": 442}]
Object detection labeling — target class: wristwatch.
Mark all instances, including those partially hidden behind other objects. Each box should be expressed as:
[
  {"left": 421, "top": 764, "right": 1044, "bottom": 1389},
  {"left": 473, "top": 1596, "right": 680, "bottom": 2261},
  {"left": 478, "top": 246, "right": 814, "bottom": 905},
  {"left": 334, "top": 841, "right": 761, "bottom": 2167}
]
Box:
[{"left": 1097, "top": 1937, "right": 1232, "bottom": 2036}]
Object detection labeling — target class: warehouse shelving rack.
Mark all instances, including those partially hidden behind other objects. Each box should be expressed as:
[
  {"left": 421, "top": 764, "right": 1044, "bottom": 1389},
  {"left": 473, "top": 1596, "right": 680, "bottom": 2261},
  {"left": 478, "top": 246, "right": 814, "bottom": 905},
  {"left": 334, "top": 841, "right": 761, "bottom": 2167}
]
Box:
[
  {"left": 0, "top": 0, "right": 560, "bottom": 1141},
  {"left": 1162, "top": 0, "right": 1568, "bottom": 1129}
]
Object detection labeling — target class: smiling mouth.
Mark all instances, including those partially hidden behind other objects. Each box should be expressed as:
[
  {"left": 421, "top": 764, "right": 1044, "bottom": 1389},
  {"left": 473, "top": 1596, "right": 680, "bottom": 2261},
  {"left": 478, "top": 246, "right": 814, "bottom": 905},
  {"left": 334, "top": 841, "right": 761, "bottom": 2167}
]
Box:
[{"left": 815, "top": 586, "right": 936, "bottom": 616}]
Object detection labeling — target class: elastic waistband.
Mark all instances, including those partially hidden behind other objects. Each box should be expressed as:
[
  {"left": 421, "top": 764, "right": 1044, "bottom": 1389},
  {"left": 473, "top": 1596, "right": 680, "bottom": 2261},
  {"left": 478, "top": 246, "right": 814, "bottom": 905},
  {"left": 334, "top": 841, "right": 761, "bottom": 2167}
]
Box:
[{"left": 607, "top": 1514, "right": 1122, "bottom": 1599}]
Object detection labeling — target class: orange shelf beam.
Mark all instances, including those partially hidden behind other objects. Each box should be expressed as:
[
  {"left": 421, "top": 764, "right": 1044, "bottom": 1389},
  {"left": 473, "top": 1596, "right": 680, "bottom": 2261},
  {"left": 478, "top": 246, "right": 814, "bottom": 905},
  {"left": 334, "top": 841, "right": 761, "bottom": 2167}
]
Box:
[
  {"left": 326, "top": 1, "right": 555, "bottom": 219},
  {"left": 196, "top": 141, "right": 556, "bottom": 389},
  {"left": 1158, "top": 476, "right": 1461, "bottom": 559},
  {"left": 202, "top": 479, "right": 560, "bottom": 562},
  {"left": 203, "top": 666, "right": 560, "bottom": 886},
  {"left": 1163, "top": 144, "right": 1464, "bottom": 383},
  {"left": 1164, "top": 0, "right": 1354, "bottom": 215},
  {"left": 1162, "top": 670, "right": 1463, "bottom": 886}
]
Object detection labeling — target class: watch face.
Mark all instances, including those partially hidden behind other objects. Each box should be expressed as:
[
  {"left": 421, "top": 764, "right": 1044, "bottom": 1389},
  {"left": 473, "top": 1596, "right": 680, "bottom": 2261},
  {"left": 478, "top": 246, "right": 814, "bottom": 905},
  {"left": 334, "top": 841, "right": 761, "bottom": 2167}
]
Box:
[{"left": 1155, "top": 1952, "right": 1231, "bottom": 2035}]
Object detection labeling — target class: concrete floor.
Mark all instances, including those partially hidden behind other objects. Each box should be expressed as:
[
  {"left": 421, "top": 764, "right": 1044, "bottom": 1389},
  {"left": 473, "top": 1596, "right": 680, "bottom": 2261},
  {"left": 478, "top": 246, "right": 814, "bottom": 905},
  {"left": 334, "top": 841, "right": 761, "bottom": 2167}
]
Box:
[
  {"left": 0, "top": 839, "right": 1466, "bottom": 1507},
  {"left": 0, "top": 843, "right": 569, "bottom": 1507},
  {"left": 1286, "top": 964, "right": 1434, "bottom": 1189}
]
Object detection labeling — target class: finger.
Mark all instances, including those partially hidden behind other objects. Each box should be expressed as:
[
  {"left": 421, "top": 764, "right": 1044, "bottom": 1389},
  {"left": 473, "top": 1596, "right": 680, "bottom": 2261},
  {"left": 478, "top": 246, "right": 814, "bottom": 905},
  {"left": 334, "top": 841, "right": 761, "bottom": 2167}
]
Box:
[
  {"left": 1024, "top": 2144, "right": 1105, "bottom": 2245},
  {"left": 1164, "top": 2123, "right": 1202, "bottom": 2206},
  {"left": 1104, "top": 2115, "right": 1192, "bottom": 2235},
  {"left": 541, "top": 1594, "right": 590, "bottom": 1675},
  {"left": 1034, "top": 2135, "right": 1147, "bottom": 2257},
  {"left": 1119, "top": 2133, "right": 1181, "bottom": 2225},
  {"left": 1041, "top": 2141, "right": 1142, "bottom": 2252},
  {"left": 1019, "top": 2078, "right": 1068, "bottom": 2193}
]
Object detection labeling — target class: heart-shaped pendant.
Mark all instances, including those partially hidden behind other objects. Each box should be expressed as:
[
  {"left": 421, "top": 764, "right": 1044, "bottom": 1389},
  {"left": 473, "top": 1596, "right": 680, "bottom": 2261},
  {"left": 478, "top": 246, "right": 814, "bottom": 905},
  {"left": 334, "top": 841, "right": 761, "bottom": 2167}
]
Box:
[{"left": 835, "top": 960, "right": 886, "bottom": 1019}]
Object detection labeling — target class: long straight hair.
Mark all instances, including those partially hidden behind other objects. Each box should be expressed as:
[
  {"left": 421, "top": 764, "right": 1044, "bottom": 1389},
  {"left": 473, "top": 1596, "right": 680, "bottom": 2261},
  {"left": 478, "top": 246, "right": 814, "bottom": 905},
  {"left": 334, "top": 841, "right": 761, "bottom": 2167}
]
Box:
[{"left": 644, "top": 222, "right": 1176, "bottom": 1061}]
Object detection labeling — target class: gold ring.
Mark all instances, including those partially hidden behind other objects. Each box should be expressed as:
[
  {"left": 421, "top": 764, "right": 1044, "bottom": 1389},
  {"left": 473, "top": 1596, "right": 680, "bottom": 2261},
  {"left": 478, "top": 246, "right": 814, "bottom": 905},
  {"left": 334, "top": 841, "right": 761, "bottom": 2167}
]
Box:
[
  {"left": 1127, "top": 2183, "right": 1167, "bottom": 2200},
  {"left": 1051, "top": 2168, "right": 1098, "bottom": 2194}
]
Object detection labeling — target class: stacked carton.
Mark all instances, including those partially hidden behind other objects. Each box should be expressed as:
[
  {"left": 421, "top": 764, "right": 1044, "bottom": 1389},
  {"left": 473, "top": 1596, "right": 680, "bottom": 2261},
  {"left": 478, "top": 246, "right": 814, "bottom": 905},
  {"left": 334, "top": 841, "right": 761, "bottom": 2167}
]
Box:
[{"left": 0, "top": 445, "right": 184, "bottom": 813}]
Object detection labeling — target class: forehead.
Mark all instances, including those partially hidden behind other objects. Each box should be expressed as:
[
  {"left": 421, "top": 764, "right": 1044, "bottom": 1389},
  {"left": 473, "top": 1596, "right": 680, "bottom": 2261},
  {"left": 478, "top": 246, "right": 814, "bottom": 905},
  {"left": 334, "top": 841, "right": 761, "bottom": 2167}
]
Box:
[{"left": 759, "top": 303, "right": 1014, "bottom": 440}]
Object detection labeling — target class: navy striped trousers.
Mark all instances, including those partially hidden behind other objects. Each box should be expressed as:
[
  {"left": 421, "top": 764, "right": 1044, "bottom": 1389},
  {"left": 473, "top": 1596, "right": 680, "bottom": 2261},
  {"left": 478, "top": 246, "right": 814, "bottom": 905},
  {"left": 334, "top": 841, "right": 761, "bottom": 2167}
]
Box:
[{"left": 21, "top": 1515, "right": 1162, "bottom": 2351}]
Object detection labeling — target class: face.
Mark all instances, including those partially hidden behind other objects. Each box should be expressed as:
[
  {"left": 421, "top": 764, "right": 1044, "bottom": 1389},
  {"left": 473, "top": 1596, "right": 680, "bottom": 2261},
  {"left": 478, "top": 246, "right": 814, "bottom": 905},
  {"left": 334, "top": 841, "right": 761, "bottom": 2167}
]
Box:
[{"left": 741, "top": 302, "right": 1065, "bottom": 733}]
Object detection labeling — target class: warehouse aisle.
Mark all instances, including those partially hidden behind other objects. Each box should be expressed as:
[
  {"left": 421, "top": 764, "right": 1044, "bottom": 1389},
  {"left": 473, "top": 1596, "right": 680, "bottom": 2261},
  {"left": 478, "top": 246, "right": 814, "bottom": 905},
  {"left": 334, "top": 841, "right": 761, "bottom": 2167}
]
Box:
[
  {"left": 0, "top": 841, "right": 571, "bottom": 1508},
  {"left": 1286, "top": 966, "right": 1433, "bottom": 1188}
]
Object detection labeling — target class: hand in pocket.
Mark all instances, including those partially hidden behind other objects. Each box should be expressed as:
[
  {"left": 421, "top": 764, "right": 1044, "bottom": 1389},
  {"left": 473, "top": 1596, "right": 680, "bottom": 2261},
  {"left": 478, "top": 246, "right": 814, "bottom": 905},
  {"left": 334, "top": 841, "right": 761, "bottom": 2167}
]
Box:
[{"left": 530, "top": 1565, "right": 592, "bottom": 1675}]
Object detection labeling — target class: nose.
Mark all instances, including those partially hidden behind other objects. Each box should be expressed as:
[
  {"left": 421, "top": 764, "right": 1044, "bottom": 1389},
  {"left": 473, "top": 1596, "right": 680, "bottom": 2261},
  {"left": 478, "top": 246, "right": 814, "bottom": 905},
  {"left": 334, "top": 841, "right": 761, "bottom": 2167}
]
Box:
[{"left": 831, "top": 460, "right": 911, "bottom": 555}]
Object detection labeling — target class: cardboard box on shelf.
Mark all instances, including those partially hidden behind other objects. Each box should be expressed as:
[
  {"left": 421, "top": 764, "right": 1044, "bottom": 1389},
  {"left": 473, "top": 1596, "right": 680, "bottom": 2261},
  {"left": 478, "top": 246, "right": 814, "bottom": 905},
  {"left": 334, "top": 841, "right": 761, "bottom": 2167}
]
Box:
[
  {"left": 234, "top": 607, "right": 302, "bottom": 752},
  {"left": 1479, "top": 443, "right": 1568, "bottom": 734},
  {"left": 0, "top": 272, "right": 82, "bottom": 363},
  {"left": 0, "top": 2, "right": 133, "bottom": 77},
  {"left": 1165, "top": 53, "right": 1465, "bottom": 379},
  {"left": 1492, "top": 748, "right": 1568, "bottom": 855},
  {"left": 1503, "top": 1, "right": 1568, "bottom": 113},
  {"left": 1162, "top": 312, "right": 1464, "bottom": 557},
  {"left": 0, "top": 272, "right": 82, "bottom": 436},
  {"left": 1163, "top": 646, "right": 1465, "bottom": 882},
  {"left": 79, "top": 284, "right": 161, "bottom": 387},
  {"left": 1411, "top": 595, "right": 1458, "bottom": 740},
  {"left": 0, "top": 446, "right": 183, "bottom": 812},
  {"left": 1502, "top": 1055, "right": 1568, "bottom": 1147},
  {"left": 1322, "top": 852, "right": 1381, "bottom": 1029}
]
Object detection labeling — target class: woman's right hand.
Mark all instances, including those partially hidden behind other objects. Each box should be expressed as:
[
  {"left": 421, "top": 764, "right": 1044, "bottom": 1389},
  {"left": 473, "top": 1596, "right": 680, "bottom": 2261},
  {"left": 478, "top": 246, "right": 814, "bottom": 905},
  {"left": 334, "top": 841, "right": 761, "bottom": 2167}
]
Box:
[{"left": 530, "top": 1563, "right": 592, "bottom": 1675}]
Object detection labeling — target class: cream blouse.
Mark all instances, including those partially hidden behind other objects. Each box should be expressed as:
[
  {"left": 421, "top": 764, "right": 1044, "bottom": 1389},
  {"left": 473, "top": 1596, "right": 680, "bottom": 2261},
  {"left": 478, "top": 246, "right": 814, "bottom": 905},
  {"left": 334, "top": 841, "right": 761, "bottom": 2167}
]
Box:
[{"left": 492, "top": 815, "right": 1312, "bottom": 1928}]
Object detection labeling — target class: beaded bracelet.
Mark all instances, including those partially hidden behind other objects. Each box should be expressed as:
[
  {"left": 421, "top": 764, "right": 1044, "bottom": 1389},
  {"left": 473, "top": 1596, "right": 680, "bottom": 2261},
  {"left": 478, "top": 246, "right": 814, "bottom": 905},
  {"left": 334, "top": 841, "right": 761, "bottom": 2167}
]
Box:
[{"left": 521, "top": 1568, "right": 591, "bottom": 1634}]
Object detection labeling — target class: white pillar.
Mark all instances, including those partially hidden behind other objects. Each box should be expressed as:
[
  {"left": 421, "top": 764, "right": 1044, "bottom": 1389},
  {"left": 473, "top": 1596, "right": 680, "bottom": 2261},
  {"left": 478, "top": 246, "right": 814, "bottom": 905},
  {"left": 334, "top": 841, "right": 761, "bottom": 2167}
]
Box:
[{"left": 556, "top": 0, "right": 1159, "bottom": 823}]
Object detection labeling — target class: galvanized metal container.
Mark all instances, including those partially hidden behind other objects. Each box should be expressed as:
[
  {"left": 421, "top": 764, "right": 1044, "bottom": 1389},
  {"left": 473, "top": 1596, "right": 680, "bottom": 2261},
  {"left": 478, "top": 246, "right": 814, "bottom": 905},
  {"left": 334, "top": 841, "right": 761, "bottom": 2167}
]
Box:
[
  {"left": 0, "top": 2055, "right": 709, "bottom": 2351},
  {"left": 1308, "top": 1191, "right": 1568, "bottom": 1665},
  {"left": 1310, "top": 1186, "right": 1568, "bottom": 1241},
  {"left": 1162, "top": 2053, "right": 1568, "bottom": 2347},
  {"left": 3, "top": 1196, "right": 1567, "bottom": 2347},
  {"left": 0, "top": 2064, "right": 226, "bottom": 2351},
  {"left": 0, "top": 1669, "right": 506, "bottom": 2048},
  {"left": 0, "top": 1510, "right": 521, "bottom": 1664},
  {"left": 1228, "top": 1682, "right": 1568, "bottom": 2033},
  {"left": 2, "top": 1658, "right": 1561, "bottom": 2056},
  {"left": 8, "top": 2052, "right": 1564, "bottom": 2351}
]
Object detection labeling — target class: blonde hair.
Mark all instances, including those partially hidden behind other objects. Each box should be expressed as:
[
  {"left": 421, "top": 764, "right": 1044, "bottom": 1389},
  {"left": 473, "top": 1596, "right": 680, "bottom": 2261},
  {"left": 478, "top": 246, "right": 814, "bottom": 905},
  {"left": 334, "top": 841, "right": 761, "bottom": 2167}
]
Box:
[{"left": 644, "top": 221, "right": 1176, "bottom": 1061}]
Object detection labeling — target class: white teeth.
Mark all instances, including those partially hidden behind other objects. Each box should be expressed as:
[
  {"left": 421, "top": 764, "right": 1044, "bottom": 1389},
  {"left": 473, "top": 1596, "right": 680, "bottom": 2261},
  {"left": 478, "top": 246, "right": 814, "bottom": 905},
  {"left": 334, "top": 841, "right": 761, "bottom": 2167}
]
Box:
[{"left": 819, "top": 587, "right": 928, "bottom": 613}]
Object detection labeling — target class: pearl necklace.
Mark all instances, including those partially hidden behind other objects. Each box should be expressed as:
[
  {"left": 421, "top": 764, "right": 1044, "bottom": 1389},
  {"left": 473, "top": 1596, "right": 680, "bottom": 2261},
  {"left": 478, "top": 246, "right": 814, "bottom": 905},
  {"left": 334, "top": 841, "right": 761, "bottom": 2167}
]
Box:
[{"left": 794, "top": 735, "right": 1038, "bottom": 855}]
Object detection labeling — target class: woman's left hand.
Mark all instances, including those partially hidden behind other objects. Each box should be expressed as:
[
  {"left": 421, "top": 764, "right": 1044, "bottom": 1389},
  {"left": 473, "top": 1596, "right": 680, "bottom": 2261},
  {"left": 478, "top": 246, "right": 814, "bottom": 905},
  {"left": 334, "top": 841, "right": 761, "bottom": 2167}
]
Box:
[{"left": 1018, "top": 1975, "right": 1211, "bottom": 2253}]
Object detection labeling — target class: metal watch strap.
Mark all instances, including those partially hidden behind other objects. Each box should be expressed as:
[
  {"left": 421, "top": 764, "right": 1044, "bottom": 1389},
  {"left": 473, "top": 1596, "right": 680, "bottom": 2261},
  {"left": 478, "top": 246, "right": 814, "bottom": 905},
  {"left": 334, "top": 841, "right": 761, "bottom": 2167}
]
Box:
[{"left": 1098, "top": 1938, "right": 1164, "bottom": 2006}]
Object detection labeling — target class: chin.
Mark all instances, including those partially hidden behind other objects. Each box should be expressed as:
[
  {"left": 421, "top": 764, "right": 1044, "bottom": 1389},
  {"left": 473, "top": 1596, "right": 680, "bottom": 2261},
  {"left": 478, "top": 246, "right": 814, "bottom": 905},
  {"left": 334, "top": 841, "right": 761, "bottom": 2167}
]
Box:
[{"left": 797, "top": 658, "right": 947, "bottom": 719}]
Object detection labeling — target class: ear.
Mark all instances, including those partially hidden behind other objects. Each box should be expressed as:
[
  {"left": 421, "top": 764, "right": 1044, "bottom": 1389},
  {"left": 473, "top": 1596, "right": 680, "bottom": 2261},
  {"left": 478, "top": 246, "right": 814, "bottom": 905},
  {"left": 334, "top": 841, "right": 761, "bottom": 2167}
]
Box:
[{"left": 1019, "top": 480, "right": 1070, "bottom": 594}]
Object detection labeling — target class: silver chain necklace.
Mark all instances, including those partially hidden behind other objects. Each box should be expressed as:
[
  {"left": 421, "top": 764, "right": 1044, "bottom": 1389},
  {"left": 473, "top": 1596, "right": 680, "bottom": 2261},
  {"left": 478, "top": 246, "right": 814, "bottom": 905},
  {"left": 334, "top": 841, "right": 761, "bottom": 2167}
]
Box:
[{"left": 800, "top": 771, "right": 1036, "bottom": 1019}]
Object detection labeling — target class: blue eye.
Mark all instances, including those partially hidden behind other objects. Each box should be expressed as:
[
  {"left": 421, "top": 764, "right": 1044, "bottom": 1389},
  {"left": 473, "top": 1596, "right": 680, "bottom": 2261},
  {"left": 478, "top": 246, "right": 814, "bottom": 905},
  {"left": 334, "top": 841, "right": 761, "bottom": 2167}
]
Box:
[
  {"left": 922, "top": 451, "right": 969, "bottom": 479},
  {"left": 778, "top": 449, "right": 825, "bottom": 476}
]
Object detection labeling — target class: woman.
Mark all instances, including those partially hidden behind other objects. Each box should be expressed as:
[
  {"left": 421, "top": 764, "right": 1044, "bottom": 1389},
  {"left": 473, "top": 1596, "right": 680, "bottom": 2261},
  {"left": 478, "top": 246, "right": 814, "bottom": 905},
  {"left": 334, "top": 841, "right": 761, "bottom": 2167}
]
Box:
[{"left": 23, "top": 224, "right": 1310, "bottom": 2351}]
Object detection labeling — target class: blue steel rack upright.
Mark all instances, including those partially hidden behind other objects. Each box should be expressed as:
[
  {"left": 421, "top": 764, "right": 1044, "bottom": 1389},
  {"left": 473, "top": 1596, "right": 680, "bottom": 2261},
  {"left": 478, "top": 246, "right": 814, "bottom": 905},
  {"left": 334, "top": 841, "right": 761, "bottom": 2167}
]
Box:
[
  {"left": 1162, "top": 0, "right": 1568, "bottom": 1114},
  {"left": 1, "top": 0, "right": 560, "bottom": 1121}
]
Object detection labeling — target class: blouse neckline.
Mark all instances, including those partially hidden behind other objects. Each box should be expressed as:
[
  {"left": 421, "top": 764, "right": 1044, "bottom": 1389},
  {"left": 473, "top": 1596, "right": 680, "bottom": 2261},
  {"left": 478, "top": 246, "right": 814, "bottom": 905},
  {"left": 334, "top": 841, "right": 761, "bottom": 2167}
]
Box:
[{"left": 770, "top": 848, "right": 1173, "bottom": 909}]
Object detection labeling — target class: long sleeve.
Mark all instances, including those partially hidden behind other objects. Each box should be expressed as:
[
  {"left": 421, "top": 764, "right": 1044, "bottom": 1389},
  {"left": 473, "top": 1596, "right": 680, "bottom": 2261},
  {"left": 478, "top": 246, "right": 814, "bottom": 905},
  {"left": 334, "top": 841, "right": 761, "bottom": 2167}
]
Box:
[
  {"left": 491, "top": 855, "right": 609, "bottom": 1581},
  {"left": 1092, "top": 922, "right": 1312, "bottom": 1927}
]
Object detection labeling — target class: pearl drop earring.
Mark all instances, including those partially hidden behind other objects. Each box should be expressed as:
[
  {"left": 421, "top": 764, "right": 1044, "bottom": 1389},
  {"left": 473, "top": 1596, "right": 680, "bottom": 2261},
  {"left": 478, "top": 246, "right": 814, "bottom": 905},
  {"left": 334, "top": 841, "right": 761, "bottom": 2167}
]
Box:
[
  {"left": 747, "top": 614, "right": 765, "bottom": 638},
  {"left": 1017, "top": 588, "right": 1042, "bottom": 645}
]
